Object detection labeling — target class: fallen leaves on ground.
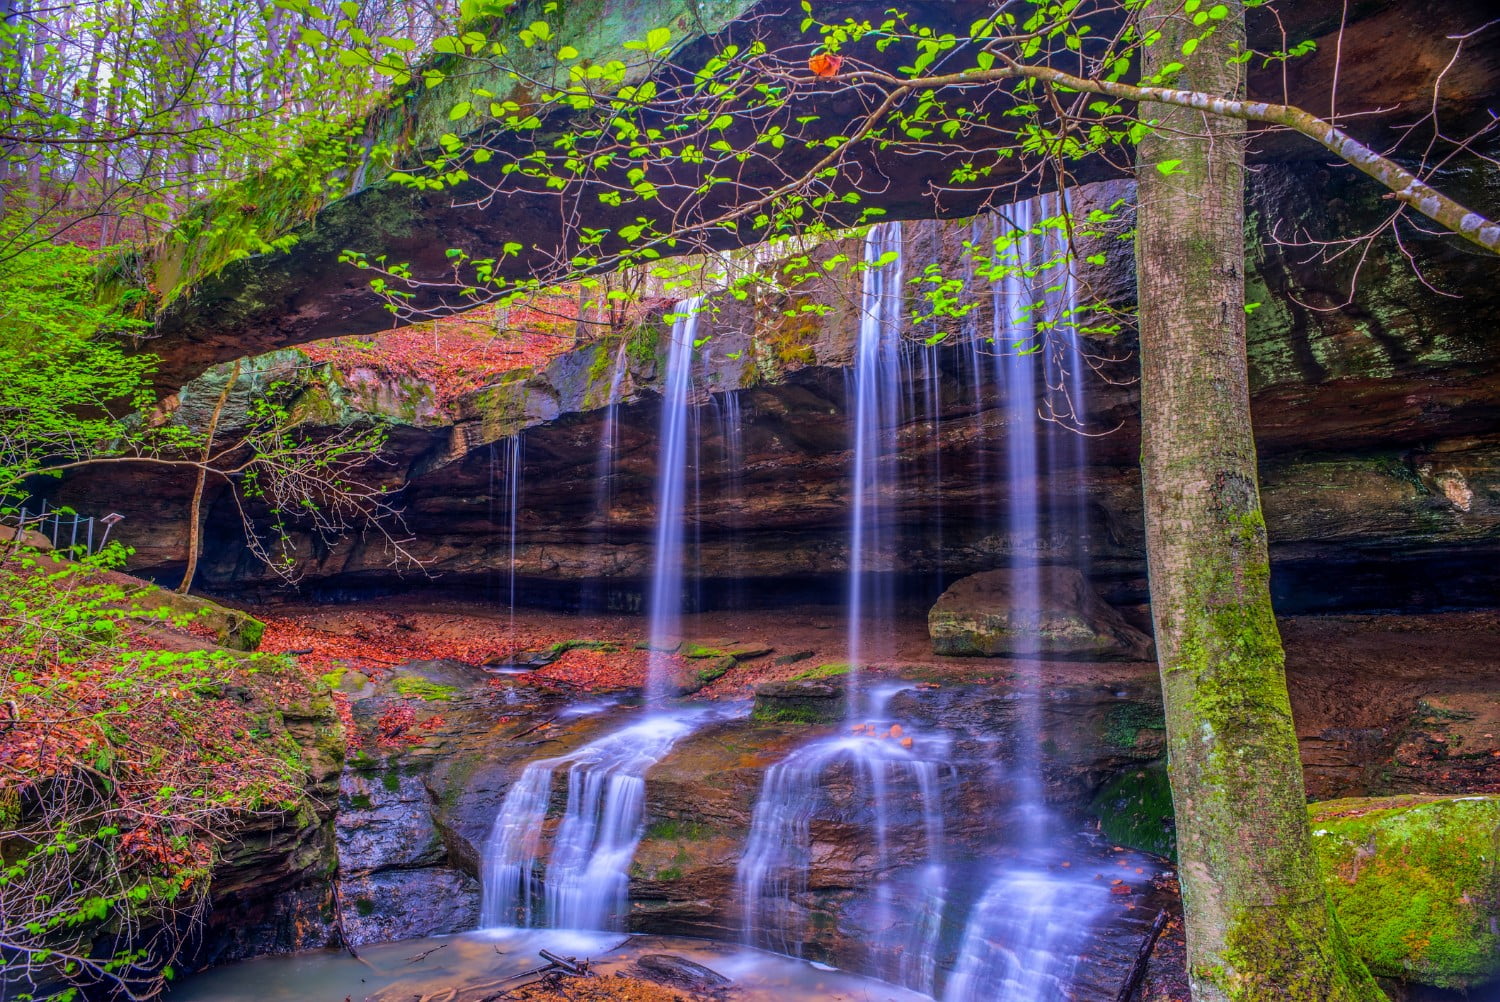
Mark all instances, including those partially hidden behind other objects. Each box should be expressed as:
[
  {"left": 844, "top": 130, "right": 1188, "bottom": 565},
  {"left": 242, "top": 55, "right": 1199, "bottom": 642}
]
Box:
[{"left": 503, "top": 973, "right": 724, "bottom": 1002}]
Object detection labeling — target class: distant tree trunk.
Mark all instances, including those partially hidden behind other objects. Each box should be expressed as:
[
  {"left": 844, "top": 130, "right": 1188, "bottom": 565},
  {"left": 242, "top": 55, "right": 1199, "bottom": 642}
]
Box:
[
  {"left": 1134, "top": 3, "right": 1384, "bottom": 999},
  {"left": 178, "top": 360, "right": 239, "bottom": 594}
]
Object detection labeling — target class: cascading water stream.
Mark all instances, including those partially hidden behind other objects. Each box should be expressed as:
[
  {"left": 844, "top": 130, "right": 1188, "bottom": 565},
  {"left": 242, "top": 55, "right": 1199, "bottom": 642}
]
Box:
[
  {"left": 736, "top": 686, "right": 950, "bottom": 990},
  {"left": 644, "top": 297, "right": 703, "bottom": 701},
  {"left": 995, "top": 197, "right": 1049, "bottom": 843},
  {"left": 936, "top": 195, "right": 1104, "bottom": 999},
  {"left": 846, "top": 222, "right": 906, "bottom": 689},
  {"left": 941, "top": 868, "right": 1110, "bottom": 1002},
  {"left": 479, "top": 712, "right": 702, "bottom": 931},
  {"left": 738, "top": 225, "right": 952, "bottom": 994},
  {"left": 489, "top": 434, "right": 524, "bottom": 648},
  {"left": 478, "top": 299, "right": 710, "bottom": 936}
]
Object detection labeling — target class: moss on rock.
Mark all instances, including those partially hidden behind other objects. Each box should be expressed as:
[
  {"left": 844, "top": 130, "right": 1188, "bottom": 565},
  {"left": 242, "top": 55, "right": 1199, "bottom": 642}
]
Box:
[
  {"left": 1091, "top": 760, "right": 1176, "bottom": 859},
  {"left": 391, "top": 676, "right": 459, "bottom": 702},
  {"left": 1310, "top": 794, "right": 1500, "bottom": 990},
  {"left": 790, "top": 662, "right": 851, "bottom": 681}
]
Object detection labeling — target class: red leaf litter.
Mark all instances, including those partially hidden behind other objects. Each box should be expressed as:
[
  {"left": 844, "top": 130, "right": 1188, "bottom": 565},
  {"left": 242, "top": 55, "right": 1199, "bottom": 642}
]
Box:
[
  {"left": 256, "top": 609, "right": 654, "bottom": 692},
  {"left": 301, "top": 295, "right": 584, "bottom": 415}
]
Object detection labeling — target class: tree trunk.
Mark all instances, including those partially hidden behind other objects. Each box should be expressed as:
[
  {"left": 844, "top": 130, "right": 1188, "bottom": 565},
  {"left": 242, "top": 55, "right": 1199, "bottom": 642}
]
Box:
[
  {"left": 1134, "top": 3, "right": 1383, "bottom": 999},
  {"left": 178, "top": 360, "right": 239, "bottom": 594}
]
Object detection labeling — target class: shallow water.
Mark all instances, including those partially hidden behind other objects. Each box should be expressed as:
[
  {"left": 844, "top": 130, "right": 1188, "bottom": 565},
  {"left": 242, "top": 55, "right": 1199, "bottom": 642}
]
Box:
[{"left": 169, "top": 930, "right": 936, "bottom": 1002}]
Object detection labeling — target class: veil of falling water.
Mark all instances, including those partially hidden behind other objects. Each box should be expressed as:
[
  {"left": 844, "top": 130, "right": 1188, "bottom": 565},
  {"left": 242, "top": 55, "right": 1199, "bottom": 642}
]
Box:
[
  {"left": 644, "top": 296, "right": 704, "bottom": 702},
  {"left": 940, "top": 196, "right": 1107, "bottom": 1002},
  {"left": 488, "top": 435, "right": 524, "bottom": 647},
  {"left": 477, "top": 300, "right": 708, "bottom": 934},
  {"left": 845, "top": 222, "right": 906, "bottom": 690},
  {"left": 737, "top": 224, "right": 951, "bottom": 993},
  {"left": 737, "top": 206, "right": 1106, "bottom": 1000}
]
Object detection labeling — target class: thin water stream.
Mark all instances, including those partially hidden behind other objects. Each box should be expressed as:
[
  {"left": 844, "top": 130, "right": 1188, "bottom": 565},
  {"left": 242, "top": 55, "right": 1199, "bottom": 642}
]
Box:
[{"left": 644, "top": 297, "right": 703, "bottom": 701}]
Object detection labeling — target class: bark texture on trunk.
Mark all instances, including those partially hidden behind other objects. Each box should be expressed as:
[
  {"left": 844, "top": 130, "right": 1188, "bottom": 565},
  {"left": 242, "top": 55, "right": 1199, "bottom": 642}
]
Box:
[
  {"left": 178, "top": 359, "right": 238, "bottom": 595},
  {"left": 1134, "top": 4, "right": 1383, "bottom": 999}
]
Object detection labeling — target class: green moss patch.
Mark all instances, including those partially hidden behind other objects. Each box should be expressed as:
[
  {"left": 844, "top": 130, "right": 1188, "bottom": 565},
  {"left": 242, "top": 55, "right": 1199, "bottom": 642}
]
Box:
[
  {"left": 391, "top": 675, "right": 458, "bottom": 701},
  {"left": 1310, "top": 794, "right": 1500, "bottom": 990},
  {"left": 790, "top": 662, "right": 851, "bottom": 681},
  {"left": 645, "top": 819, "right": 713, "bottom": 841},
  {"left": 1103, "top": 702, "right": 1167, "bottom": 749},
  {"left": 1090, "top": 760, "right": 1176, "bottom": 859}
]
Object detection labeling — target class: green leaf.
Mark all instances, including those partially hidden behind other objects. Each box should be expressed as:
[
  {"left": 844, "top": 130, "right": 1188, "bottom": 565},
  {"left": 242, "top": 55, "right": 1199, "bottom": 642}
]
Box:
[
  {"left": 449, "top": 101, "right": 472, "bottom": 120},
  {"left": 646, "top": 26, "right": 671, "bottom": 51},
  {"left": 1155, "top": 159, "right": 1184, "bottom": 175}
]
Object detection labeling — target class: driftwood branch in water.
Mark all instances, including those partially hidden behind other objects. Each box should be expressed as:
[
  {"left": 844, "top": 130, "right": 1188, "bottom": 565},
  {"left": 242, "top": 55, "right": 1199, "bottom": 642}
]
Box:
[
  {"left": 406, "top": 943, "right": 449, "bottom": 964},
  {"left": 1116, "top": 909, "right": 1170, "bottom": 1002}
]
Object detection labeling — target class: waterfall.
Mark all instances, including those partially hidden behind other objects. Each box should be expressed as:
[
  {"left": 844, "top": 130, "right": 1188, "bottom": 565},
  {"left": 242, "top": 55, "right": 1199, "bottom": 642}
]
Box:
[
  {"left": 736, "top": 687, "right": 950, "bottom": 991},
  {"left": 714, "top": 382, "right": 745, "bottom": 611},
  {"left": 738, "top": 225, "right": 956, "bottom": 994},
  {"left": 934, "top": 194, "right": 1105, "bottom": 999},
  {"left": 479, "top": 713, "right": 701, "bottom": 931},
  {"left": 941, "top": 869, "right": 1110, "bottom": 1002},
  {"left": 1039, "top": 189, "right": 1093, "bottom": 572},
  {"left": 846, "top": 221, "right": 906, "bottom": 691},
  {"left": 644, "top": 297, "right": 703, "bottom": 702},
  {"left": 995, "top": 198, "right": 1051, "bottom": 843},
  {"left": 479, "top": 299, "right": 714, "bottom": 937},
  {"left": 489, "top": 434, "right": 524, "bottom": 645}
]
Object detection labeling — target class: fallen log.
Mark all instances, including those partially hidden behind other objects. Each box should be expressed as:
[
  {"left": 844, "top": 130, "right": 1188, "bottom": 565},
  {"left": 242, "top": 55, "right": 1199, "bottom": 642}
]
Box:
[{"left": 1115, "top": 909, "right": 1170, "bottom": 1002}]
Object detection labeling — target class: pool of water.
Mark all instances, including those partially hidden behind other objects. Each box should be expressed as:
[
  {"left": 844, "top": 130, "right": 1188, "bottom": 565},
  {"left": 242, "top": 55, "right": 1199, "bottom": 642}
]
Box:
[{"left": 169, "top": 930, "right": 937, "bottom": 1002}]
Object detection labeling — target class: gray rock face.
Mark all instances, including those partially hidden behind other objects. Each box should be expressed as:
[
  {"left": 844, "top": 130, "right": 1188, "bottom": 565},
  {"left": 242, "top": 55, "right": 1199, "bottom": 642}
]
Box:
[
  {"left": 929, "top": 567, "right": 1154, "bottom": 661},
  {"left": 337, "top": 769, "right": 446, "bottom": 873},
  {"left": 337, "top": 868, "right": 481, "bottom": 946}
]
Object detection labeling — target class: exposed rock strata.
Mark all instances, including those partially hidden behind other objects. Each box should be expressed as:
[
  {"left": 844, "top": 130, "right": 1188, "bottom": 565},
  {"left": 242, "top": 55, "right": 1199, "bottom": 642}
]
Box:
[{"left": 60, "top": 165, "right": 1500, "bottom": 617}]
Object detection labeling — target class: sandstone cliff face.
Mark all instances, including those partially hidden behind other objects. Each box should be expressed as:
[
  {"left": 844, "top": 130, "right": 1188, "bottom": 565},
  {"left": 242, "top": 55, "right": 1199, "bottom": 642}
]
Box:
[{"left": 60, "top": 164, "right": 1500, "bottom": 617}]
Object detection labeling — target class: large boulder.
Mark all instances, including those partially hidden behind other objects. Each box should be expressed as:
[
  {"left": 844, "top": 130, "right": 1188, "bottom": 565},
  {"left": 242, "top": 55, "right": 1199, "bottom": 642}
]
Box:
[
  {"left": 928, "top": 567, "right": 1154, "bottom": 661},
  {"left": 1311, "top": 795, "right": 1500, "bottom": 990}
]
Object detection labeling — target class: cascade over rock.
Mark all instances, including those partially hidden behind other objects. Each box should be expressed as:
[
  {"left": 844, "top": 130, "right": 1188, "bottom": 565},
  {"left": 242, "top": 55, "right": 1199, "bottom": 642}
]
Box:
[{"left": 929, "top": 567, "right": 1154, "bottom": 661}]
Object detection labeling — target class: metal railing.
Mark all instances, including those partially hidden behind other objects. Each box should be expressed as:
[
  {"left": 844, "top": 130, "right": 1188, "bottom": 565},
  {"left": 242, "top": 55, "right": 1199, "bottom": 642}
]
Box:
[{"left": 2, "top": 500, "right": 124, "bottom": 556}]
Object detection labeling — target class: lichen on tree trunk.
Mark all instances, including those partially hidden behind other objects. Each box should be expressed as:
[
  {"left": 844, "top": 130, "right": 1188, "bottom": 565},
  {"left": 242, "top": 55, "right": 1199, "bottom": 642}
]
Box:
[{"left": 1134, "top": 2, "right": 1384, "bottom": 998}]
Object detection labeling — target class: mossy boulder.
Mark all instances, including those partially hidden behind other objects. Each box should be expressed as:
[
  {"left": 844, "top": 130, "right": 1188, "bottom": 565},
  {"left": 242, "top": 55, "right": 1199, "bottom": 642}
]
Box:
[
  {"left": 1310, "top": 794, "right": 1500, "bottom": 990},
  {"left": 126, "top": 586, "right": 266, "bottom": 651},
  {"left": 751, "top": 679, "right": 846, "bottom": 724}
]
